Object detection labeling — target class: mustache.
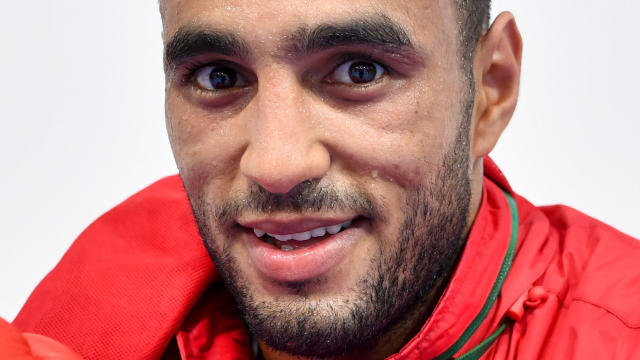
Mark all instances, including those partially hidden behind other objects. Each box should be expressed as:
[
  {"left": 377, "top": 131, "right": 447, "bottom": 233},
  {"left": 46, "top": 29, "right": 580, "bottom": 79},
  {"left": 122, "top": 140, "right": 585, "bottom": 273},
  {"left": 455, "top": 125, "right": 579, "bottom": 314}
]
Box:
[{"left": 214, "top": 179, "right": 383, "bottom": 224}]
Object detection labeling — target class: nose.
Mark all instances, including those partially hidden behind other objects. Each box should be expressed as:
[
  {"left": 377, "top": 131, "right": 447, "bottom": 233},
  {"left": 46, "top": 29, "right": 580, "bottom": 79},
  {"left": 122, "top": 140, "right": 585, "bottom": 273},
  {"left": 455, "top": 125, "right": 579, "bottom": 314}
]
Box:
[{"left": 239, "top": 70, "right": 330, "bottom": 194}]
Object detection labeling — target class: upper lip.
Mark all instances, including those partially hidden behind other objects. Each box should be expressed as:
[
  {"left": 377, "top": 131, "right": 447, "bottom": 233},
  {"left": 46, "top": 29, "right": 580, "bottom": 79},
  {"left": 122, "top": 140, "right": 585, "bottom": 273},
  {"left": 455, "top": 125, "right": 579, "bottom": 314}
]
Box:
[{"left": 237, "top": 215, "right": 358, "bottom": 235}]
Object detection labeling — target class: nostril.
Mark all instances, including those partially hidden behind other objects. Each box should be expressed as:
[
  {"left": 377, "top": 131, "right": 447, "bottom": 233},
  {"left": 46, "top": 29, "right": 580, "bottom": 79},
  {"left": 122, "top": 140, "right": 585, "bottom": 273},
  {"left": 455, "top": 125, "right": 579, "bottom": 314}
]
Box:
[{"left": 239, "top": 142, "right": 331, "bottom": 195}]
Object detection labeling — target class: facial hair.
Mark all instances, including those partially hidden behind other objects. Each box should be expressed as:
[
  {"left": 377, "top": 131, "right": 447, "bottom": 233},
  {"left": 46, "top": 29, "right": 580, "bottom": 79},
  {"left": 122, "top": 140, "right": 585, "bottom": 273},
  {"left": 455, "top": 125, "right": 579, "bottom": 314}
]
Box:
[
  {"left": 186, "top": 120, "right": 471, "bottom": 358},
  {"left": 186, "top": 67, "right": 474, "bottom": 355}
]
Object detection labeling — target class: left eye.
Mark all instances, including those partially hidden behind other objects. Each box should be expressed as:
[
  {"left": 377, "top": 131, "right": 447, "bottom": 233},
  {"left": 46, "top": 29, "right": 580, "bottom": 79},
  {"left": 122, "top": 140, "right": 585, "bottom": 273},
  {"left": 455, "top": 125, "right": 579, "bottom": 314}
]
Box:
[
  {"left": 331, "top": 60, "right": 385, "bottom": 84},
  {"left": 194, "top": 65, "right": 247, "bottom": 90}
]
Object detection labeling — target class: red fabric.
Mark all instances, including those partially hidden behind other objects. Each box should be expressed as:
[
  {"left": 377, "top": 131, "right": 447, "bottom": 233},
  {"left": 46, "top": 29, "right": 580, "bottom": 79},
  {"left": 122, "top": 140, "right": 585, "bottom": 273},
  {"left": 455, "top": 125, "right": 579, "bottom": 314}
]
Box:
[
  {"left": 13, "top": 176, "right": 216, "bottom": 359},
  {"left": 0, "top": 317, "right": 83, "bottom": 359},
  {"left": 13, "top": 158, "right": 640, "bottom": 359},
  {"left": 1, "top": 317, "right": 34, "bottom": 359},
  {"left": 175, "top": 285, "right": 252, "bottom": 360}
]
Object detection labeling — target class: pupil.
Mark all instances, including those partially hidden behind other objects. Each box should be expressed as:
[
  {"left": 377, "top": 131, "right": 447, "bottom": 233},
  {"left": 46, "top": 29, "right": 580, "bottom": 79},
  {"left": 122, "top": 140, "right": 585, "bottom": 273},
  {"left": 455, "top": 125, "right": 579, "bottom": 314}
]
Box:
[
  {"left": 209, "top": 67, "right": 237, "bottom": 89},
  {"left": 348, "top": 62, "right": 377, "bottom": 84}
]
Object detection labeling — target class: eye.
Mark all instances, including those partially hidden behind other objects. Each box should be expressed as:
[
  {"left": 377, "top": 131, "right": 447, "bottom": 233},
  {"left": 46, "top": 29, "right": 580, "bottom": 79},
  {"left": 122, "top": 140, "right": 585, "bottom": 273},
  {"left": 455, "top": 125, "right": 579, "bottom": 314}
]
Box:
[
  {"left": 194, "top": 65, "right": 247, "bottom": 90},
  {"left": 331, "top": 59, "right": 385, "bottom": 84}
]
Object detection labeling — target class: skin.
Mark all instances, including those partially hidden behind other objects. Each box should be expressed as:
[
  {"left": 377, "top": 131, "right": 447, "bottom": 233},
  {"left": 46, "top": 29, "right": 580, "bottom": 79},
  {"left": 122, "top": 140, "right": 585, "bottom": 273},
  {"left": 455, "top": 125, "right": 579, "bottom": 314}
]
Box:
[{"left": 161, "top": 0, "right": 522, "bottom": 359}]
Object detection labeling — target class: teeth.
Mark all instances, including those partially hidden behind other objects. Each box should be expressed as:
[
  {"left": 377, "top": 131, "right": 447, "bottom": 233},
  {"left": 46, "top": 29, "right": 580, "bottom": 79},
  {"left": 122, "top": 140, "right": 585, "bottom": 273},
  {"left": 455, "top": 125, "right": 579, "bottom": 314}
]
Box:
[
  {"left": 281, "top": 245, "right": 294, "bottom": 251},
  {"left": 272, "top": 233, "right": 293, "bottom": 241},
  {"left": 310, "top": 227, "right": 326, "bottom": 237},
  {"left": 253, "top": 219, "right": 354, "bottom": 243},
  {"left": 326, "top": 224, "right": 342, "bottom": 234},
  {"left": 293, "top": 231, "right": 312, "bottom": 241}
]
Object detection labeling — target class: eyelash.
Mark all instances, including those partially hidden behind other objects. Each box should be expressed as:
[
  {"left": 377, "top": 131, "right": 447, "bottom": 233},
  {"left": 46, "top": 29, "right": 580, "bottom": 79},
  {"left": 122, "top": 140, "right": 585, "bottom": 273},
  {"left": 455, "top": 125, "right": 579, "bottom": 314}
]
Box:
[
  {"left": 331, "top": 52, "right": 388, "bottom": 72},
  {"left": 178, "top": 51, "right": 390, "bottom": 90},
  {"left": 180, "top": 60, "right": 229, "bottom": 85}
]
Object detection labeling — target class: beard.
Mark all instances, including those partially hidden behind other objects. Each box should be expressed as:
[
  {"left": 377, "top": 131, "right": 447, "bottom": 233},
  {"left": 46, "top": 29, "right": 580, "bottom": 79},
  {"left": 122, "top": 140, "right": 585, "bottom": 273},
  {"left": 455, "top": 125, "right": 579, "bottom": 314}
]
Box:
[{"left": 187, "top": 94, "right": 474, "bottom": 357}]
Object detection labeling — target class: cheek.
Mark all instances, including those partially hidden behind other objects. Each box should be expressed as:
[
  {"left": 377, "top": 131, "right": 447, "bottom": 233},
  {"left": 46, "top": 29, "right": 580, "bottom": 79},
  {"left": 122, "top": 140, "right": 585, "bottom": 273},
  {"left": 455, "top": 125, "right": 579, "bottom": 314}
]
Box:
[
  {"left": 324, "top": 86, "right": 455, "bottom": 188},
  {"left": 165, "top": 89, "right": 247, "bottom": 194}
]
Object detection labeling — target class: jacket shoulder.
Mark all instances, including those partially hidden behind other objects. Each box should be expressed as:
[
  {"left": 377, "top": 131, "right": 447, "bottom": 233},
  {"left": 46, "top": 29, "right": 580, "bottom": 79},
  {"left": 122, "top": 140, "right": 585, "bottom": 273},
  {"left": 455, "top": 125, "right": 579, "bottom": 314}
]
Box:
[
  {"left": 13, "top": 175, "right": 216, "bottom": 359},
  {"left": 100, "top": 175, "right": 191, "bottom": 220},
  {"left": 539, "top": 205, "right": 640, "bottom": 328}
]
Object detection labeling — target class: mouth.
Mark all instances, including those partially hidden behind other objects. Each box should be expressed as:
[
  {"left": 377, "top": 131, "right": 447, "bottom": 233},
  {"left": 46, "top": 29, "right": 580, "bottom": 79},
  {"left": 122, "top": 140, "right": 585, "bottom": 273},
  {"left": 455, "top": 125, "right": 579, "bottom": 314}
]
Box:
[
  {"left": 237, "top": 216, "right": 366, "bottom": 283},
  {"left": 251, "top": 219, "right": 355, "bottom": 251}
]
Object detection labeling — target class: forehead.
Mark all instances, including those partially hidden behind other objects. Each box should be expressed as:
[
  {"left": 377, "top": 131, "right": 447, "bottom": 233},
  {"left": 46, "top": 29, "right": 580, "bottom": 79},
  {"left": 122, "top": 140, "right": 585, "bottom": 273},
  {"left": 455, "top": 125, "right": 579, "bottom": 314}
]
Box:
[{"left": 161, "top": 0, "right": 458, "bottom": 53}]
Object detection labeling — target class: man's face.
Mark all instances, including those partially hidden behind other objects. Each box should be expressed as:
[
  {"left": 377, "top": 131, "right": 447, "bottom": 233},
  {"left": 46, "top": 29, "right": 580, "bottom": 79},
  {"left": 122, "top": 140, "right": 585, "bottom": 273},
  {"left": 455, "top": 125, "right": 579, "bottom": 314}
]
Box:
[{"left": 163, "top": 0, "right": 474, "bottom": 356}]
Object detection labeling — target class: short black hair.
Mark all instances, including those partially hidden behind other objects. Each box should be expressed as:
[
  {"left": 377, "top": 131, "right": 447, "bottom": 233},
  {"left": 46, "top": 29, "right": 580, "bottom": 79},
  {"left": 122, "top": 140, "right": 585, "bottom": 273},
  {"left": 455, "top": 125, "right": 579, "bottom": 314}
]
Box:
[
  {"left": 456, "top": 0, "right": 492, "bottom": 68},
  {"left": 159, "top": 0, "right": 492, "bottom": 68}
]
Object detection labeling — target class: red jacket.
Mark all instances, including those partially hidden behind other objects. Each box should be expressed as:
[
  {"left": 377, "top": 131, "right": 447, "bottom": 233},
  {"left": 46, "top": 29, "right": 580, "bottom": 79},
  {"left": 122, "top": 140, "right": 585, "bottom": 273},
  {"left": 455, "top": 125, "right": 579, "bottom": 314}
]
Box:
[{"left": 11, "top": 158, "right": 640, "bottom": 359}]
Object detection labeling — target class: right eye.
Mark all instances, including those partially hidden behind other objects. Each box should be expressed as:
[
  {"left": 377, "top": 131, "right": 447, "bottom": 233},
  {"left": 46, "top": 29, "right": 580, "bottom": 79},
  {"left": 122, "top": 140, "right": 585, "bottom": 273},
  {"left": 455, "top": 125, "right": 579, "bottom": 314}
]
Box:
[
  {"left": 194, "top": 65, "right": 248, "bottom": 90},
  {"left": 328, "top": 59, "right": 386, "bottom": 85}
]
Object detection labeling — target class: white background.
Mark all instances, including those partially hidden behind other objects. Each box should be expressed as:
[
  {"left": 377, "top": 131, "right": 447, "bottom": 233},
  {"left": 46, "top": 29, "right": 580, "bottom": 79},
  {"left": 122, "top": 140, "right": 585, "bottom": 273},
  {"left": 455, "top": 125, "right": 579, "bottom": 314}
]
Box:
[{"left": 1, "top": 1, "right": 638, "bottom": 321}]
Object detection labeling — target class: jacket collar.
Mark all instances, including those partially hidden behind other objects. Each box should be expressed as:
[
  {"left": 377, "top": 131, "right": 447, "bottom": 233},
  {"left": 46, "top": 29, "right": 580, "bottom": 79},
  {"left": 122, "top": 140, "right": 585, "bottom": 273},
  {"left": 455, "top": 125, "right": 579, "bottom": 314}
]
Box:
[{"left": 388, "top": 158, "right": 515, "bottom": 359}]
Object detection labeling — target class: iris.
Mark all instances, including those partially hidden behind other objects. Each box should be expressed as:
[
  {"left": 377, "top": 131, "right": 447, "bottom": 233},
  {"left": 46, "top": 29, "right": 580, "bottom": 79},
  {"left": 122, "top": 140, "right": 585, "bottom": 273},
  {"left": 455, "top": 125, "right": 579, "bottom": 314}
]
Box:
[
  {"left": 208, "top": 67, "right": 237, "bottom": 89},
  {"left": 348, "top": 62, "right": 378, "bottom": 83}
]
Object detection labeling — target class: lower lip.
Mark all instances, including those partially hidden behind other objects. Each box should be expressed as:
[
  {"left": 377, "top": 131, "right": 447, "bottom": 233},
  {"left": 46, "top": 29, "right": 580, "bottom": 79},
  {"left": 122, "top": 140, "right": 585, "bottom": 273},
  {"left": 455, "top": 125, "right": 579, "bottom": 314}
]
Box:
[{"left": 244, "top": 227, "right": 360, "bottom": 283}]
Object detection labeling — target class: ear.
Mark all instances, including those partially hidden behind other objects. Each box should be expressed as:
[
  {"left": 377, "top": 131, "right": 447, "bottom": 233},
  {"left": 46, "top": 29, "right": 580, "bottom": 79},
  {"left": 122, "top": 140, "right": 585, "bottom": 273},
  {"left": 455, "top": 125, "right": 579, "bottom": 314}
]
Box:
[{"left": 470, "top": 12, "right": 522, "bottom": 160}]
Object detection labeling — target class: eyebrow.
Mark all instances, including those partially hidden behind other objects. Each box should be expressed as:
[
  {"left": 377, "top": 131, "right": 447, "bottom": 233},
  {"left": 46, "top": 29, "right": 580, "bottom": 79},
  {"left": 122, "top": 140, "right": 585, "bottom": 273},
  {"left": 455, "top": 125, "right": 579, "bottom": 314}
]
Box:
[
  {"left": 163, "top": 14, "right": 416, "bottom": 71},
  {"left": 164, "top": 28, "right": 250, "bottom": 70},
  {"left": 289, "top": 15, "right": 414, "bottom": 55}
]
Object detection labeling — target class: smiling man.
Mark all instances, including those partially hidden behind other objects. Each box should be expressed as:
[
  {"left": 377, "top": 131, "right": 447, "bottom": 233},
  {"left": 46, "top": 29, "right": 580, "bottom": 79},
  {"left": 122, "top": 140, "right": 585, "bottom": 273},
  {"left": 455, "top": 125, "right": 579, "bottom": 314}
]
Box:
[
  {"left": 160, "top": 0, "right": 498, "bottom": 357},
  {"left": 7, "top": 1, "right": 640, "bottom": 359}
]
